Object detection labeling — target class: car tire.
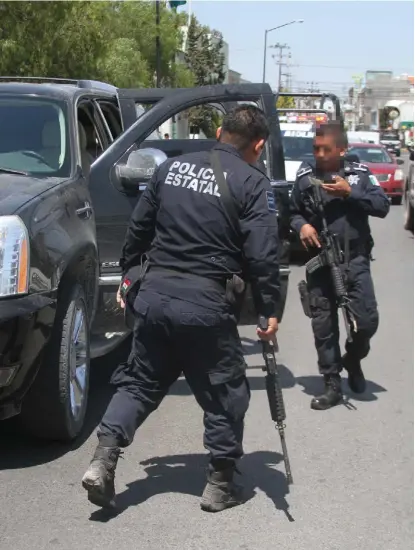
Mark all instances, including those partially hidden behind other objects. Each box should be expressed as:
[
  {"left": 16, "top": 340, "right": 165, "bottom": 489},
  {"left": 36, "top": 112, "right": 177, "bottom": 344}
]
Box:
[
  {"left": 21, "top": 283, "right": 91, "bottom": 442},
  {"left": 392, "top": 195, "right": 403, "bottom": 205},
  {"left": 404, "top": 190, "right": 414, "bottom": 233}
]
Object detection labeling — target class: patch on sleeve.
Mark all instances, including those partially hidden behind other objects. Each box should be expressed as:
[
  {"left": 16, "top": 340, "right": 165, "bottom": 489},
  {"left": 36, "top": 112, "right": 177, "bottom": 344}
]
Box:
[
  {"left": 369, "top": 175, "right": 380, "bottom": 186},
  {"left": 266, "top": 190, "right": 277, "bottom": 212},
  {"left": 297, "top": 166, "right": 312, "bottom": 178},
  {"left": 352, "top": 162, "right": 369, "bottom": 172},
  {"left": 347, "top": 174, "right": 360, "bottom": 186}
]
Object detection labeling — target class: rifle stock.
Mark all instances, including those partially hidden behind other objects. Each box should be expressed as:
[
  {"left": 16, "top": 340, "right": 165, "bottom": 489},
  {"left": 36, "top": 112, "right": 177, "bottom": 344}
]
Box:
[{"left": 258, "top": 317, "right": 293, "bottom": 485}]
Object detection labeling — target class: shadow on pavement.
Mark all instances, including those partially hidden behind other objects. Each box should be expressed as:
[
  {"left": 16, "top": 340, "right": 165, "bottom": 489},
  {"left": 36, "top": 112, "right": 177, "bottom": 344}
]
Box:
[
  {"left": 0, "top": 338, "right": 130, "bottom": 470},
  {"left": 240, "top": 336, "right": 261, "bottom": 356},
  {"left": 89, "top": 450, "right": 294, "bottom": 523},
  {"left": 168, "top": 363, "right": 296, "bottom": 396},
  {"left": 296, "top": 374, "right": 387, "bottom": 405}
]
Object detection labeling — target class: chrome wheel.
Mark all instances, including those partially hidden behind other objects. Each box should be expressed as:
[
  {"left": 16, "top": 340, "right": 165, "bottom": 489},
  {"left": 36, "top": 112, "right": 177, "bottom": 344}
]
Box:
[{"left": 69, "top": 302, "right": 88, "bottom": 420}]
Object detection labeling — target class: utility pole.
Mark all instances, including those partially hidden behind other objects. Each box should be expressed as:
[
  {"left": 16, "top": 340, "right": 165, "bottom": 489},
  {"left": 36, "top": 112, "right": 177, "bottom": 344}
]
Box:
[
  {"left": 270, "top": 43, "right": 290, "bottom": 91},
  {"left": 280, "top": 50, "right": 292, "bottom": 91},
  {"left": 155, "top": 0, "right": 161, "bottom": 87}
]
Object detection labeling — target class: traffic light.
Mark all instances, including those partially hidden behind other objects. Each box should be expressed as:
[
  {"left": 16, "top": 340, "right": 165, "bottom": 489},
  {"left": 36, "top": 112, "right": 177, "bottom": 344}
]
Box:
[{"left": 169, "top": 1, "right": 187, "bottom": 9}]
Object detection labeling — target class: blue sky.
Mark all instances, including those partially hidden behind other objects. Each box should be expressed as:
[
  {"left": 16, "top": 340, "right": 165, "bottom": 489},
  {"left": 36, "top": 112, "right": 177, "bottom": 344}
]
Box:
[{"left": 183, "top": 0, "right": 414, "bottom": 95}]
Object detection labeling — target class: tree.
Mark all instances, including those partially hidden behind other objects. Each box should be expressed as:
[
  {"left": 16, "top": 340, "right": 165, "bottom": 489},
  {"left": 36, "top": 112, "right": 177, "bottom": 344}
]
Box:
[
  {"left": 0, "top": 2, "right": 114, "bottom": 78},
  {"left": 184, "top": 16, "right": 226, "bottom": 137},
  {"left": 112, "top": 1, "right": 194, "bottom": 87},
  {"left": 276, "top": 89, "right": 296, "bottom": 110},
  {"left": 0, "top": 1, "right": 194, "bottom": 88}
]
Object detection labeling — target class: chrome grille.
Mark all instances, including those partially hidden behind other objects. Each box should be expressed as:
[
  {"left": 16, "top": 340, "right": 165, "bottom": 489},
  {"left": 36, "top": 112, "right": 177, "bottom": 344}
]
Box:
[{"left": 376, "top": 174, "right": 390, "bottom": 182}]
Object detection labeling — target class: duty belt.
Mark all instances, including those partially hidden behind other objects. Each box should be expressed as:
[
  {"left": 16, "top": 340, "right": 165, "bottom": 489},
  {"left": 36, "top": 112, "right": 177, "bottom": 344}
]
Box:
[{"left": 148, "top": 266, "right": 228, "bottom": 291}]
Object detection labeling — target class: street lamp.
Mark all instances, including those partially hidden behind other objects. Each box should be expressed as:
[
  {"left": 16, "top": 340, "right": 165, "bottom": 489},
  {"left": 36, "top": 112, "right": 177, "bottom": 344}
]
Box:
[{"left": 262, "top": 20, "right": 304, "bottom": 83}]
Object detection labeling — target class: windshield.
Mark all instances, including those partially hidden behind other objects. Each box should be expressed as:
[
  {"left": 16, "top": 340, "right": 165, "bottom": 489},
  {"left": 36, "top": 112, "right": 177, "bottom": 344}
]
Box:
[
  {"left": 282, "top": 131, "right": 314, "bottom": 161},
  {"left": 348, "top": 147, "right": 393, "bottom": 164},
  {"left": 0, "top": 96, "right": 70, "bottom": 177}
]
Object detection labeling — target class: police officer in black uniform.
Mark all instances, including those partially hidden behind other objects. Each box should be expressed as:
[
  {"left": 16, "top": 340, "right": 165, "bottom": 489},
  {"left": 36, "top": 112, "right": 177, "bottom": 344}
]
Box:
[
  {"left": 290, "top": 121, "right": 389, "bottom": 410},
  {"left": 82, "top": 105, "right": 281, "bottom": 512}
]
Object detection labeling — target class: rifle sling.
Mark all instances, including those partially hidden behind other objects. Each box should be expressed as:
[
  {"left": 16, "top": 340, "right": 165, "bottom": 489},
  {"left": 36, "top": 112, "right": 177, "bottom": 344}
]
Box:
[{"left": 210, "top": 150, "right": 240, "bottom": 236}]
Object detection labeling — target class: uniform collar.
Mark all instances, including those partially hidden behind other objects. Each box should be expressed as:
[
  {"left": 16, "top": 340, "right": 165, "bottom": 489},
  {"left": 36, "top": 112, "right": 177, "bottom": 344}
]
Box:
[{"left": 212, "top": 142, "right": 244, "bottom": 159}]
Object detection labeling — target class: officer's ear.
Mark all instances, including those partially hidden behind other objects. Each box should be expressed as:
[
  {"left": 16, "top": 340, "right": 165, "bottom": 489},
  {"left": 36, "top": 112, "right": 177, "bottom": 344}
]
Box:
[
  {"left": 216, "top": 127, "right": 222, "bottom": 141},
  {"left": 254, "top": 139, "right": 265, "bottom": 155}
]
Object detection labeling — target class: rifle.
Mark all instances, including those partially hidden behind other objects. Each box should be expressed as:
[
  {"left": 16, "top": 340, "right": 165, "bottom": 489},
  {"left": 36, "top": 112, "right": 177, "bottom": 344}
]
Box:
[
  {"left": 303, "top": 179, "right": 357, "bottom": 343},
  {"left": 258, "top": 316, "right": 293, "bottom": 485}
]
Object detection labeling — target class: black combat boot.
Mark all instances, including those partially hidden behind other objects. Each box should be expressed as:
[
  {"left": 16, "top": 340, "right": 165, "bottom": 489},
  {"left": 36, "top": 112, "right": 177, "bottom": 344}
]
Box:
[
  {"left": 310, "top": 374, "right": 343, "bottom": 410},
  {"left": 342, "top": 354, "right": 366, "bottom": 394},
  {"left": 200, "top": 466, "right": 245, "bottom": 513},
  {"left": 81, "top": 445, "right": 122, "bottom": 508}
]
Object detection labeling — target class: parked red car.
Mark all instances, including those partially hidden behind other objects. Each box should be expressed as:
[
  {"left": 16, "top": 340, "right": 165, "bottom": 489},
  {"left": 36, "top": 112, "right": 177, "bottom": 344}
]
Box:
[{"left": 348, "top": 143, "right": 405, "bottom": 204}]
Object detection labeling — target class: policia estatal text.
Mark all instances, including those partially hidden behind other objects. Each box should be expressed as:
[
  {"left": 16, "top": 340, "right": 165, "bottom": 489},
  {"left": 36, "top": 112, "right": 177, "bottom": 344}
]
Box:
[
  {"left": 82, "top": 106, "right": 280, "bottom": 512},
  {"left": 290, "top": 121, "right": 389, "bottom": 410}
]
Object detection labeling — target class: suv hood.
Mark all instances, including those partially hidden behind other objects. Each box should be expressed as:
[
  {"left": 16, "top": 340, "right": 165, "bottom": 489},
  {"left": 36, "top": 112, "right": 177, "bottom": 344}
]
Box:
[
  {"left": 0, "top": 173, "right": 64, "bottom": 215},
  {"left": 284, "top": 160, "right": 302, "bottom": 183}
]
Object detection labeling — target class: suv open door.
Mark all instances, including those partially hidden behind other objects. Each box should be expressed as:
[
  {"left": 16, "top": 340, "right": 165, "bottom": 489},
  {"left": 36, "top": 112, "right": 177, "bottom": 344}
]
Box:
[{"left": 90, "top": 84, "right": 290, "bottom": 326}]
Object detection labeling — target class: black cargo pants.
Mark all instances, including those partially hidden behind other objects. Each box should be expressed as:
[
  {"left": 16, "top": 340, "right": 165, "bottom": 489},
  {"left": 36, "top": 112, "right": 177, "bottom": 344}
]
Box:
[
  {"left": 97, "top": 275, "right": 250, "bottom": 469},
  {"left": 306, "top": 255, "right": 379, "bottom": 375}
]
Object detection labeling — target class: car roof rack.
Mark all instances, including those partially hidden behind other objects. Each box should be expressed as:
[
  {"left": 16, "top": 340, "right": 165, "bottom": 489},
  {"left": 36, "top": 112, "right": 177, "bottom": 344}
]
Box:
[{"left": 0, "top": 76, "right": 117, "bottom": 93}]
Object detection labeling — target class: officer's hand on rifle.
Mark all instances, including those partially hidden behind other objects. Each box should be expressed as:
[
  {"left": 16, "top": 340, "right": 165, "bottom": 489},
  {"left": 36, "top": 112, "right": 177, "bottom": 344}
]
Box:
[
  {"left": 256, "top": 316, "right": 278, "bottom": 341},
  {"left": 321, "top": 175, "right": 351, "bottom": 198},
  {"left": 116, "top": 285, "right": 126, "bottom": 309},
  {"left": 300, "top": 223, "right": 321, "bottom": 250}
]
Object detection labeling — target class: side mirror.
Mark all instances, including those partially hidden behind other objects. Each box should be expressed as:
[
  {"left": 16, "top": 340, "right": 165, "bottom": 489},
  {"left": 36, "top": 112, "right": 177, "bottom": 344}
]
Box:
[
  {"left": 396, "top": 158, "right": 405, "bottom": 165},
  {"left": 344, "top": 153, "right": 360, "bottom": 164},
  {"left": 115, "top": 148, "right": 168, "bottom": 192}
]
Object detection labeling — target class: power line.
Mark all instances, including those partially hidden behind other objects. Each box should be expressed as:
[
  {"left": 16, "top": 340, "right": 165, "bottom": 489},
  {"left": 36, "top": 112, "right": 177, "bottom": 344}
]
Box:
[{"left": 289, "top": 63, "right": 412, "bottom": 71}]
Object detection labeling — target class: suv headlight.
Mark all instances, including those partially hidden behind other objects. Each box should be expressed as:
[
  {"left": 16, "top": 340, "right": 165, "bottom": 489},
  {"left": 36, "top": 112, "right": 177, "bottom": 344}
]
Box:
[
  {"left": 0, "top": 216, "right": 29, "bottom": 297},
  {"left": 394, "top": 169, "right": 404, "bottom": 181}
]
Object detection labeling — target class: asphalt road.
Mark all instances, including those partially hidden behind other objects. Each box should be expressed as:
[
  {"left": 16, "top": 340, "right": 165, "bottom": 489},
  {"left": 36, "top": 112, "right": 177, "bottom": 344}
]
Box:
[{"left": 1, "top": 195, "right": 413, "bottom": 550}]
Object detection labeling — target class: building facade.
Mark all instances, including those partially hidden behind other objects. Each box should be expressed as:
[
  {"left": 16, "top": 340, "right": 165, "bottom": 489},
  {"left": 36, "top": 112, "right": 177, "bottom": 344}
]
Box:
[{"left": 361, "top": 71, "right": 413, "bottom": 129}]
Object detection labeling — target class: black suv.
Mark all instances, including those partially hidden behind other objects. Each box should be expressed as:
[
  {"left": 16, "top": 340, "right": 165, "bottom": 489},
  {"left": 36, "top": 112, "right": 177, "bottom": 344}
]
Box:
[{"left": 0, "top": 78, "right": 291, "bottom": 441}]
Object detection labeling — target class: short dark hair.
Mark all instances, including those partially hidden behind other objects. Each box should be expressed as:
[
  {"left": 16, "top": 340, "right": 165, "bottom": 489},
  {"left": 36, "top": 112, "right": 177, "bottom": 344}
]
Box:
[
  {"left": 220, "top": 104, "right": 270, "bottom": 150},
  {"left": 315, "top": 120, "right": 348, "bottom": 148}
]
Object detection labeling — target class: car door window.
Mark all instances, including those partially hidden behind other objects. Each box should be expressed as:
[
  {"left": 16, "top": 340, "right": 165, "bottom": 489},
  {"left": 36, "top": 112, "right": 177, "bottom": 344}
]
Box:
[
  {"left": 136, "top": 101, "right": 270, "bottom": 174},
  {"left": 96, "top": 100, "right": 123, "bottom": 141},
  {"left": 77, "top": 101, "right": 105, "bottom": 176},
  {"left": 115, "top": 86, "right": 281, "bottom": 181}
]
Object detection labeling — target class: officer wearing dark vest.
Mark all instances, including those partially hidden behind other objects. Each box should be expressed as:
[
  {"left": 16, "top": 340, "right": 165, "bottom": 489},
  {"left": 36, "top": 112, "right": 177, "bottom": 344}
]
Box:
[
  {"left": 82, "top": 105, "right": 281, "bottom": 512},
  {"left": 290, "top": 121, "right": 389, "bottom": 410}
]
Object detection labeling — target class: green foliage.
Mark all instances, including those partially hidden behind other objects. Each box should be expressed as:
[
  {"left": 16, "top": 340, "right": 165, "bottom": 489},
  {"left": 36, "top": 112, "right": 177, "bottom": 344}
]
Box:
[
  {"left": 0, "top": 0, "right": 194, "bottom": 88},
  {"left": 276, "top": 90, "right": 296, "bottom": 110},
  {"left": 184, "top": 16, "right": 226, "bottom": 137}
]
